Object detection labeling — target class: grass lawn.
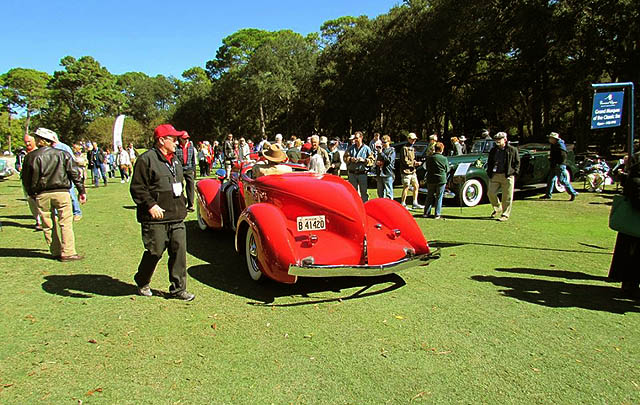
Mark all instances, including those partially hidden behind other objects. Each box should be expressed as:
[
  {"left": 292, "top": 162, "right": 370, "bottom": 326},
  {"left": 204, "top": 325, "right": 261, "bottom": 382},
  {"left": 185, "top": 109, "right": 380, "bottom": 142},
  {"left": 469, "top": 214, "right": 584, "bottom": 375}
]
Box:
[{"left": 0, "top": 174, "right": 638, "bottom": 404}]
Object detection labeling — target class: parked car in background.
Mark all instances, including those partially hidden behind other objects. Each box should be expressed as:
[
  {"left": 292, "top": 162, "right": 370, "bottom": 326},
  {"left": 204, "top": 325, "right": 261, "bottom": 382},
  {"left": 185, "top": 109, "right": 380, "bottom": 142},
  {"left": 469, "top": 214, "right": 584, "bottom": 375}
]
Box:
[
  {"left": 196, "top": 161, "right": 438, "bottom": 284},
  {"left": 417, "top": 139, "right": 579, "bottom": 207},
  {"left": 0, "top": 158, "right": 15, "bottom": 179}
]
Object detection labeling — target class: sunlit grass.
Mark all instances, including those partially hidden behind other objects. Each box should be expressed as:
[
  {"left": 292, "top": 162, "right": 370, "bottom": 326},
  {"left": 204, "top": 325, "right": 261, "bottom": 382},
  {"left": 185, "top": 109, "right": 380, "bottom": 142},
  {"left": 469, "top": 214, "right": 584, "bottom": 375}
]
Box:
[{"left": 0, "top": 175, "right": 638, "bottom": 404}]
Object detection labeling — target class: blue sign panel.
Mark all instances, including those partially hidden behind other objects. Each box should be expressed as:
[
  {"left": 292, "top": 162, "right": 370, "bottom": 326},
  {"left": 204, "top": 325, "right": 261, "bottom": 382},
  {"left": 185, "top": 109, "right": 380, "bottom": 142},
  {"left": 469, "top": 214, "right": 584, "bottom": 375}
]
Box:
[{"left": 591, "top": 91, "right": 624, "bottom": 129}]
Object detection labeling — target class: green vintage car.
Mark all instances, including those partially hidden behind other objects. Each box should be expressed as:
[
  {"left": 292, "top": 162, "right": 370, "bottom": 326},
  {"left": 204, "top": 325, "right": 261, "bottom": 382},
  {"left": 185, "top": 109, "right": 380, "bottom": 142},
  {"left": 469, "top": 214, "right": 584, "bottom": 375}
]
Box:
[{"left": 418, "top": 139, "right": 579, "bottom": 207}]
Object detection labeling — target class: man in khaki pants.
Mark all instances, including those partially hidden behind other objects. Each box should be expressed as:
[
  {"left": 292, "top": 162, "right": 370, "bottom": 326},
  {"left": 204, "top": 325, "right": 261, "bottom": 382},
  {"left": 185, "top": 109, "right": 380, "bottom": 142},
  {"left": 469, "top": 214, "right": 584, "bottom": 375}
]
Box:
[
  {"left": 486, "top": 132, "right": 520, "bottom": 221},
  {"left": 21, "top": 128, "right": 87, "bottom": 261}
]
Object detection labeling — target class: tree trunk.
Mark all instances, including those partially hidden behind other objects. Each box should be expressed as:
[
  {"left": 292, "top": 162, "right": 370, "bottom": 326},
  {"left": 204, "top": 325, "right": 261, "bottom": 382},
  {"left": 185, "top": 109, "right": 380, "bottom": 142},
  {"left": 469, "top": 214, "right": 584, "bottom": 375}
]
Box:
[
  {"left": 25, "top": 108, "right": 31, "bottom": 136},
  {"left": 259, "top": 101, "right": 266, "bottom": 137},
  {"left": 7, "top": 106, "right": 12, "bottom": 154}
]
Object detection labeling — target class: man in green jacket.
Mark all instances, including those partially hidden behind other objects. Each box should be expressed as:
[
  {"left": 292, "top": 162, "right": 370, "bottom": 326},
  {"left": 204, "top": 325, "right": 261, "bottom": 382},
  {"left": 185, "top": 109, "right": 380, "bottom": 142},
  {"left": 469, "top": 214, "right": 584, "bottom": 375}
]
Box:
[
  {"left": 423, "top": 142, "right": 450, "bottom": 219},
  {"left": 130, "top": 124, "right": 195, "bottom": 301}
]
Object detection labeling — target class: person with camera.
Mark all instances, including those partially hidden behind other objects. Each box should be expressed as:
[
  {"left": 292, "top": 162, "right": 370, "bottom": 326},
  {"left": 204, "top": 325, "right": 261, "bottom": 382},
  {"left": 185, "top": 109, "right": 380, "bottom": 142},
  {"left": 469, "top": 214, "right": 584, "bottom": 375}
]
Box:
[{"left": 344, "top": 131, "right": 374, "bottom": 202}]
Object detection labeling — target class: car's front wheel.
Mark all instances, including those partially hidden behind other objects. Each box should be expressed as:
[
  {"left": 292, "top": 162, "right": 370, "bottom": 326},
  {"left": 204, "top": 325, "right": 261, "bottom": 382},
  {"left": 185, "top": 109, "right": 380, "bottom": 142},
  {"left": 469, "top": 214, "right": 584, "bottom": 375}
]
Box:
[
  {"left": 196, "top": 203, "right": 208, "bottom": 231},
  {"left": 245, "top": 227, "right": 264, "bottom": 282},
  {"left": 460, "top": 179, "right": 484, "bottom": 207}
]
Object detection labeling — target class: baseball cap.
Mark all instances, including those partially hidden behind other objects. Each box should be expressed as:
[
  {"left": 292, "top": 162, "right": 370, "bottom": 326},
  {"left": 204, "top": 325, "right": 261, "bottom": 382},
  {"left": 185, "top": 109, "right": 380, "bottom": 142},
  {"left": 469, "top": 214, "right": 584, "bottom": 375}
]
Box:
[
  {"left": 493, "top": 132, "right": 507, "bottom": 140},
  {"left": 407, "top": 132, "right": 417, "bottom": 140},
  {"left": 154, "top": 124, "right": 181, "bottom": 139}
]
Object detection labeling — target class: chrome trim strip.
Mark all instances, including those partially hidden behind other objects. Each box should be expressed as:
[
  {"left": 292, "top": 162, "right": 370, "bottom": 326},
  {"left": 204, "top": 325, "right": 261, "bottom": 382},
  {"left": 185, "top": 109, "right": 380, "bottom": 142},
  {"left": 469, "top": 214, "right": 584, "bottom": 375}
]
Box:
[{"left": 288, "top": 249, "right": 440, "bottom": 277}]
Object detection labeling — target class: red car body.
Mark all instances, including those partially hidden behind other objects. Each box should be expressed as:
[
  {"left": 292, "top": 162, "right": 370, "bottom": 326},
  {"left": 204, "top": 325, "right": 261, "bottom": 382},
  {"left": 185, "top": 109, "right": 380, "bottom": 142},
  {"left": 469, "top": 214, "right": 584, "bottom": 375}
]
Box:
[{"left": 196, "top": 161, "right": 437, "bottom": 284}]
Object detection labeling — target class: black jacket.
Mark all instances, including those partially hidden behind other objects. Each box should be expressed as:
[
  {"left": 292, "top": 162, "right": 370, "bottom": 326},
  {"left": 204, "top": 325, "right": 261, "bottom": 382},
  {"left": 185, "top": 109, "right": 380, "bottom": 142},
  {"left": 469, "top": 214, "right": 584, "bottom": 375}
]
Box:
[
  {"left": 130, "top": 147, "right": 187, "bottom": 224},
  {"left": 487, "top": 144, "right": 520, "bottom": 178},
  {"left": 624, "top": 151, "right": 640, "bottom": 211},
  {"left": 549, "top": 142, "right": 568, "bottom": 167},
  {"left": 21, "top": 146, "right": 85, "bottom": 197}
]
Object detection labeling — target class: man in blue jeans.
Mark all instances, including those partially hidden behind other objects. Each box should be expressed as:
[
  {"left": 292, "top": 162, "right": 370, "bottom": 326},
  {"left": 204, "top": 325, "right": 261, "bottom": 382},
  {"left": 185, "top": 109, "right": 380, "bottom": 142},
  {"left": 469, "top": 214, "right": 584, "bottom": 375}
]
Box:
[
  {"left": 344, "top": 131, "right": 374, "bottom": 202},
  {"left": 540, "top": 132, "right": 578, "bottom": 201},
  {"left": 51, "top": 132, "right": 83, "bottom": 221},
  {"left": 89, "top": 142, "right": 108, "bottom": 187}
]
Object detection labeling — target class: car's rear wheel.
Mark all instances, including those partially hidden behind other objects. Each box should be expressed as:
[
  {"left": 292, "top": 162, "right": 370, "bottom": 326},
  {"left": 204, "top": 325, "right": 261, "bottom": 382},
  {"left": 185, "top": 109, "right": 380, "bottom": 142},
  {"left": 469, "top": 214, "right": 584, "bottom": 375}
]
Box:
[
  {"left": 554, "top": 170, "right": 571, "bottom": 193},
  {"left": 245, "top": 227, "right": 264, "bottom": 282},
  {"left": 460, "top": 179, "right": 483, "bottom": 207},
  {"left": 196, "top": 203, "right": 208, "bottom": 231}
]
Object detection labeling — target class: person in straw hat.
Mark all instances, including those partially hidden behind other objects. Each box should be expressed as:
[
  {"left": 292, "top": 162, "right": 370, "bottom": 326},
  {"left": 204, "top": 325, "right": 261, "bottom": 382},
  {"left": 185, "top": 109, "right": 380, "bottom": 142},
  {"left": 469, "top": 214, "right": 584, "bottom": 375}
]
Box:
[{"left": 252, "top": 144, "right": 293, "bottom": 177}]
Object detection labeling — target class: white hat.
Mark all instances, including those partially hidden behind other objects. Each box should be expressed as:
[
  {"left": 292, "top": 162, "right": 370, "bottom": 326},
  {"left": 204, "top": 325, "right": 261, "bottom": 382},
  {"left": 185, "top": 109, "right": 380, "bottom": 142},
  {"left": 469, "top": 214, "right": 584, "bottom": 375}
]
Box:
[
  {"left": 34, "top": 128, "right": 58, "bottom": 143},
  {"left": 407, "top": 132, "right": 418, "bottom": 140},
  {"left": 548, "top": 132, "right": 561, "bottom": 140},
  {"left": 493, "top": 132, "right": 507, "bottom": 140},
  {"left": 459, "top": 136, "right": 466, "bottom": 141}
]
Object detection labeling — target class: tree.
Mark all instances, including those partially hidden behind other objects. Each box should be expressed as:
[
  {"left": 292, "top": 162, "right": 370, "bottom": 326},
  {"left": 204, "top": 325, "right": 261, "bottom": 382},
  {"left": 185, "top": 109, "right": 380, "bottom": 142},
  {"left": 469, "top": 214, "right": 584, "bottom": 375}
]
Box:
[
  {"left": 118, "top": 72, "right": 176, "bottom": 127},
  {"left": 84, "top": 116, "right": 147, "bottom": 149},
  {"left": 0, "top": 68, "right": 50, "bottom": 152},
  {"left": 205, "top": 29, "right": 278, "bottom": 79},
  {"left": 44, "top": 56, "right": 125, "bottom": 142}
]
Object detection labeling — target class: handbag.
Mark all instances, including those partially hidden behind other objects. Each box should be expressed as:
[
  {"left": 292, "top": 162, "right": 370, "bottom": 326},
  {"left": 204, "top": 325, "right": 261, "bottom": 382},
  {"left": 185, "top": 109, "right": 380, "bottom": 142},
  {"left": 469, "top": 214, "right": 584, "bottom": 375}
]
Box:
[{"left": 609, "top": 195, "right": 640, "bottom": 238}]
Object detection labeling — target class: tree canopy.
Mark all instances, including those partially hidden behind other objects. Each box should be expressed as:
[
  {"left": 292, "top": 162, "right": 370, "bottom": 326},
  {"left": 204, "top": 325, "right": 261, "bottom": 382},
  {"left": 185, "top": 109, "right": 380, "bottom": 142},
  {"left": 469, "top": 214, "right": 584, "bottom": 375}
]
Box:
[{"left": 1, "top": 0, "right": 638, "bottom": 153}]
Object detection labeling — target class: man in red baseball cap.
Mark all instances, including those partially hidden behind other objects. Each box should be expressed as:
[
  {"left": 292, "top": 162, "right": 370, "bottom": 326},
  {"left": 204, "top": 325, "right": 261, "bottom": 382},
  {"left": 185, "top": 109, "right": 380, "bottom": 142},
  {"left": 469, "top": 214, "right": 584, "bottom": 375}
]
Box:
[
  {"left": 175, "top": 130, "right": 197, "bottom": 212},
  {"left": 129, "top": 124, "right": 195, "bottom": 301}
]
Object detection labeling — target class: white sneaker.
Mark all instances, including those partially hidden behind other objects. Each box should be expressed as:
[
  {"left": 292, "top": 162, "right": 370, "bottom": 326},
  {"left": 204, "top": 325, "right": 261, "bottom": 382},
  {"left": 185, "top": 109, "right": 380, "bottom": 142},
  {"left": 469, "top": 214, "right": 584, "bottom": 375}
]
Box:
[
  {"left": 401, "top": 203, "right": 409, "bottom": 210},
  {"left": 412, "top": 203, "right": 425, "bottom": 210},
  {"left": 121, "top": 179, "right": 125, "bottom": 183}
]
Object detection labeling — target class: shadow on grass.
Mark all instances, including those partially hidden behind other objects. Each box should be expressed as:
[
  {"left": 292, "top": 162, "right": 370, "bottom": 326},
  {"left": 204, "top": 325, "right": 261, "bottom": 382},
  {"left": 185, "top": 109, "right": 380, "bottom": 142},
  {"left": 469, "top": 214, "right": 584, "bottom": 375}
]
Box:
[
  {"left": 495, "top": 267, "right": 610, "bottom": 282},
  {"left": 472, "top": 268, "right": 639, "bottom": 314},
  {"left": 0, "top": 220, "right": 36, "bottom": 230},
  {"left": 432, "top": 240, "right": 612, "bottom": 255},
  {"left": 122, "top": 205, "right": 136, "bottom": 210},
  {"left": 0, "top": 214, "right": 33, "bottom": 220},
  {"left": 184, "top": 220, "right": 406, "bottom": 306},
  {"left": 0, "top": 247, "right": 51, "bottom": 259},
  {"left": 42, "top": 274, "right": 138, "bottom": 298}
]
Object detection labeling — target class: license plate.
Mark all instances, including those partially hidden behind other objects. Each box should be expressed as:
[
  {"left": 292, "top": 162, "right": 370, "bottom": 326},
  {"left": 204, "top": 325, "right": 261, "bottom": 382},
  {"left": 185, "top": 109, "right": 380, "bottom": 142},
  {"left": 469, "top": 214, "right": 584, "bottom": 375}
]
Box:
[{"left": 296, "top": 215, "right": 326, "bottom": 232}]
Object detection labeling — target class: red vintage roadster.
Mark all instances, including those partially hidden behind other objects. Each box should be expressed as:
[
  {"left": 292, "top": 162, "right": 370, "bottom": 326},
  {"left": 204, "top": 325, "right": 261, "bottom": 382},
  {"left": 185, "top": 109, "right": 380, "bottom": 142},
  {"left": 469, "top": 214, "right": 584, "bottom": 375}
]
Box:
[{"left": 195, "top": 161, "right": 438, "bottom": 284}]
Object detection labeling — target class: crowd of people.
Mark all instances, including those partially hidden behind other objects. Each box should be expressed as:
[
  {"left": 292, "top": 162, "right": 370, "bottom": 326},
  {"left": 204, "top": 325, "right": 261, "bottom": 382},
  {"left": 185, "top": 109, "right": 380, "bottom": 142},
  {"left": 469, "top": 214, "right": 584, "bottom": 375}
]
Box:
[{"left": 14, "top": 123, "right": 639, "bottom": 299}]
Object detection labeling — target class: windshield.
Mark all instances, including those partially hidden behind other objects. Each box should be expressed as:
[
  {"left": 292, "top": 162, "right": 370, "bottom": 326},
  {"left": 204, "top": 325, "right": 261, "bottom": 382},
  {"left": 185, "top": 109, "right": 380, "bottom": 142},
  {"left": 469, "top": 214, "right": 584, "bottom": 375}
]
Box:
[
  {"left": 470, "top": 140, "right": 495, "bottom": 154},
  {"left": 414, "top": 144, "right": 428, "bottom": 156}
]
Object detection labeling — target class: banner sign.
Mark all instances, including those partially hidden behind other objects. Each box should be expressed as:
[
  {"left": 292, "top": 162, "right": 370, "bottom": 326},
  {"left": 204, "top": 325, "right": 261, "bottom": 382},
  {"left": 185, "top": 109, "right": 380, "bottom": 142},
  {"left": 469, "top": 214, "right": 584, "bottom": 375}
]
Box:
[
  {"left": 591, "top": 91, "right": 624, "bottom": 129},
  {"left": 112, "top": 114, "right": 126, "bottom": 150}
]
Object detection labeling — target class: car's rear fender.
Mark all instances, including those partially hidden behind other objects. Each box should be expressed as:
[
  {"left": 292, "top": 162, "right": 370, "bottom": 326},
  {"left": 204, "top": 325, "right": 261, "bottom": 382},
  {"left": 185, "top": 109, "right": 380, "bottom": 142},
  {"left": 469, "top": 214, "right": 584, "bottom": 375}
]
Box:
[
  {"left": 236, "top": 203, "right": 297, "bottom": 284},
  {"left": 363, "top": 198, "right": 430, "bottom": 260},
  {"left": 196, "top": 178, "right": 224, "bottom": 229}
]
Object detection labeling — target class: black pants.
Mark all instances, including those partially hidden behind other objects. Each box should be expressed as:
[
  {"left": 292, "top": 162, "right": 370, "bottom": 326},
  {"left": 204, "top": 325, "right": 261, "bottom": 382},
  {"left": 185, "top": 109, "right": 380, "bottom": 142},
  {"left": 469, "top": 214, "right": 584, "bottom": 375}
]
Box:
[
  {"left": 183, "top": 170, "right": 195, "bottom": 209},
  {"left": 199, "top": 160, "right": 209, "bottom": 177},
  {"left": 134, "top": 222, "right": 187, "bottom": 294}
]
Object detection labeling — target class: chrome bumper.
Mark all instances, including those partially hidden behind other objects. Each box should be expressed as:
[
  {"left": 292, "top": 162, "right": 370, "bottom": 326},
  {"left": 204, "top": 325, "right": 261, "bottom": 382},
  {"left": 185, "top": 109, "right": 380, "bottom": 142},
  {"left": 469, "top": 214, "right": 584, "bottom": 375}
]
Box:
[{"left": 288, "top": 249, "right": 440, "bottom": 278}]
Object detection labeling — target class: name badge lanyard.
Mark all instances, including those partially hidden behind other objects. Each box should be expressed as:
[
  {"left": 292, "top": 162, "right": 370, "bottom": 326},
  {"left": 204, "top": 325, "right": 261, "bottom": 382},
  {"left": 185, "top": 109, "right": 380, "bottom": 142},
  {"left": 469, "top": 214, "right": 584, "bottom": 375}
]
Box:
[{"left": 165, "top": 160, "right": 177, "bottom": 182}]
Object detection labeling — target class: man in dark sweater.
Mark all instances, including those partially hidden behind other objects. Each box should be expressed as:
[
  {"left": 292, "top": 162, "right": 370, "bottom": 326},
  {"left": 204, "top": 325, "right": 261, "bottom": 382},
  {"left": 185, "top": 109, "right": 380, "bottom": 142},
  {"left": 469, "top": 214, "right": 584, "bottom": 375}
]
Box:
[
  {"left": 486, "top": 132, "right": 520, "bottom": 221},
  {"left": 130, "top": 124, "right": 194, "bottom": 301}
]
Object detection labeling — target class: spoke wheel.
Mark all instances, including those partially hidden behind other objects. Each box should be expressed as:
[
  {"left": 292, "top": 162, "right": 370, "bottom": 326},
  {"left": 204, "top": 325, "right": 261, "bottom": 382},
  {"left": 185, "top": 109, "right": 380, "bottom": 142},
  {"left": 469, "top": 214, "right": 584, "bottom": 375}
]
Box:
[{"left": 245, "top": 227, "right": 264, "bottom": 282}]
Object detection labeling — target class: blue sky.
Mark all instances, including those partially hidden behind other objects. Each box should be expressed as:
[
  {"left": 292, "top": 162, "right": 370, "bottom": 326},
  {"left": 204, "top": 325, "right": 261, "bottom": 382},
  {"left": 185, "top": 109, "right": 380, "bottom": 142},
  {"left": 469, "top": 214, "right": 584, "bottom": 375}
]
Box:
[{"left": 3, "top": 0, "right": 398, "bottom": 78}]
